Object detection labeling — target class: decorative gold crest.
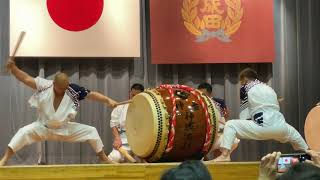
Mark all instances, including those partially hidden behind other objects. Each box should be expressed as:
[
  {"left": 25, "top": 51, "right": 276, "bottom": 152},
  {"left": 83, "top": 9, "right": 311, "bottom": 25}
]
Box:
[{"left": 181, "top": 0, "right": 244, "bottom": 42}]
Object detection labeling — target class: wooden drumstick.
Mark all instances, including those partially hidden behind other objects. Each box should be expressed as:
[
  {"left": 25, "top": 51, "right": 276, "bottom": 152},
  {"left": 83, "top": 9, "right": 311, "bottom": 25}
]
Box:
[
  {"left": 117, "top": 100, "right": 133, "bottom": 106},
  {"left": 6, "top": 31, "right": 26, "bottom": 73},
  {"left": 118, "top": 147, "right": 136, "bottom": 163},
  {"left": 11, "top": 31, "right": 26, "bottom": 57}
]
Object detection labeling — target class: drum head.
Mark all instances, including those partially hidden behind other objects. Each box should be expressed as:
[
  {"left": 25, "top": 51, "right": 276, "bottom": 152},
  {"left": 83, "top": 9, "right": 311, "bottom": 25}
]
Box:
[
  {"left": 304, "top": 106, "right": 320, "bottom": 151},
  {"left": 125, "top": 93, "right": 158, "bottom": 158}
]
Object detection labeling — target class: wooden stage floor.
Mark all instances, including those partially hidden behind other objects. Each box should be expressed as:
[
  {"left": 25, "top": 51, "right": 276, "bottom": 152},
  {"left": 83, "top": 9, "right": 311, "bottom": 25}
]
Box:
[{"left": 0, "top": 162, "right": 259, "bottom": 180}]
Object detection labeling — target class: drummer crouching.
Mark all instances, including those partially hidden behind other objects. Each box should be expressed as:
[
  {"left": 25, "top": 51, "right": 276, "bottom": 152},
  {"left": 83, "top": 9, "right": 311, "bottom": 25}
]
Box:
[{"left": 108, "top": 84, "right": 145, "bottom": 163}]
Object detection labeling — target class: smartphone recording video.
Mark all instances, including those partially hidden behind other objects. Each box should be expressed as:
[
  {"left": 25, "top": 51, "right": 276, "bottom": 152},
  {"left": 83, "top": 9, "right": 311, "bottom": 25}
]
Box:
[{"left": 277, "top": 153, "right": 311, "bottom": 173}]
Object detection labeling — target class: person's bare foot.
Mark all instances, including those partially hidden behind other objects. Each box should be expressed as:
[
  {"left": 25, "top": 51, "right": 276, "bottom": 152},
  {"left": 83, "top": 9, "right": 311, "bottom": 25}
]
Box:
[
  {"left": 100, "top": 156, "right": 118, "bottom": 164},
  {"left": 0, "top": 147, "right": 15, "bottom": 166},
  {"left": 212, "top": 154, "right": 231, "bottom": 162},
  {"left": 0, "top": 159, "right": 6, "bottom": 166},
  {"left": 97, "top": 150, "right": 118, "bottom": 164}
]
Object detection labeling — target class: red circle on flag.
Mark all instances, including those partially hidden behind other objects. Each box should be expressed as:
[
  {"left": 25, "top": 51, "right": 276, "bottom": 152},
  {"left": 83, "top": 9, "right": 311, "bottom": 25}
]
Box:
[{"left": 47, "top": 0, "right": 104, "bottom": 32}]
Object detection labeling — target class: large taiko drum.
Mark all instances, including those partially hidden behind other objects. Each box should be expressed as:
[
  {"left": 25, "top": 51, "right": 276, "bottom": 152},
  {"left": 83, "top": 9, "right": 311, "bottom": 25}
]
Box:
[
  {"left": 126, "top": 85, "right": 220, "bottom": 162},
  {"left": 304, "top": 105, "right": 320, "bottom": 151}
]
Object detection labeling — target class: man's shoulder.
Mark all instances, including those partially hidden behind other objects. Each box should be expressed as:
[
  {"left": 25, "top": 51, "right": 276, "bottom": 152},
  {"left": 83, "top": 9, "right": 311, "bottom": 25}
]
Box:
[
  {"left": 68, "top": 83, "right": 91, "bottom": 101},
  {"left": 69, "top": 83, "right": 82, "bottom": 90},
  {"left": 113, "top": 104, "right": 129, "bottom": 112},
  {"left": 250, "top": 83, "right": 274, "bottom": 92},
  {"left": 34, "top": 76, "right": 53, "bottom": 83},
  {"left": 34, "top": 77, "right": 53, "bottom": 91}
]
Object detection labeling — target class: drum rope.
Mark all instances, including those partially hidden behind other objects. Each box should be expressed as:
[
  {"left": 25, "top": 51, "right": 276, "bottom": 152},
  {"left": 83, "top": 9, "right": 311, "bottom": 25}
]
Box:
[
  {"left": 159, "top": 85, "right": 177, "bottom": 153},
  {"left": 159, "top": 84, "right": 212, "bottom": 153}
]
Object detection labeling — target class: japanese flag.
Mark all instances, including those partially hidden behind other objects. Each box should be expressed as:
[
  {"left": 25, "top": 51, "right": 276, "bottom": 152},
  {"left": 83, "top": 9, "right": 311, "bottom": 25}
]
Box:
[{"left": 10, "top": 0, "right": 140, "bottom": 58}]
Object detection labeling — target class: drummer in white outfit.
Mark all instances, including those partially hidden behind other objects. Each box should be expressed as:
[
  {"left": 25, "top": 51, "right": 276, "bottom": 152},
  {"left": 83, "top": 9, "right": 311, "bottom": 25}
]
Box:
[
  {"left": 0, "top": 58, "right": 118, "bottom": 166},
  {"left": 214, "top": 68, "right": 309, "bottom": 162},
  {"left": 108, "top": 84, "right": 144, "bottom": 163}
]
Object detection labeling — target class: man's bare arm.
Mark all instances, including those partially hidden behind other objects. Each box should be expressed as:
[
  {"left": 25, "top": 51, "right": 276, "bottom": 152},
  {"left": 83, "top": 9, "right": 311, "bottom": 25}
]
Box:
[
  {"left": 6, "top": 58, "right": 36, "bottom": 90},
  {"left": 111, "top": 127, "right": 122, "bottom": 149},
  {"left": 86, "top": 91, "right": 118, "bottom": 108}
]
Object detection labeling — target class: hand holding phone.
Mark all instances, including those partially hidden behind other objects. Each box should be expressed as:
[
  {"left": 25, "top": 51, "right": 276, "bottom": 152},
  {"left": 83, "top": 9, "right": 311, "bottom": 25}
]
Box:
[
  {"left": 306, "top": 150, "right": 320, "bottom": 168},
  {"left": 259, "top": 152, "right": 281, "bottom": 180},
  {"left": 277, "top": 153, "right": 311, "bottom": 173}
]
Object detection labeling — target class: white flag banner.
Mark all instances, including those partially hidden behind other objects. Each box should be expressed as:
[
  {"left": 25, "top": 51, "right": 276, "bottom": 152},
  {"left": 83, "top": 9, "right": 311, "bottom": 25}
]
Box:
[{"left": 10, "top": 0, "right": 140, "bottom": 58}]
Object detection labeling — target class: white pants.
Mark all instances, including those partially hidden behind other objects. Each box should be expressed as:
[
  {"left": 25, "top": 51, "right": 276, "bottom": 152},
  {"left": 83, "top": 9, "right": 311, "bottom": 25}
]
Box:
[
  {"left": 8, "top": 121, "right": 104, "bottom": 153},
  {"left": 221, "top": 111, "right": 309, "bottom": 151},
  {"left": 212, "top": 134, "right": 240, "bottom": 151},
  {"left": 204, "top": 133, "right": 240, "bottom": 160},
  {"left": 108, "top": 145, "right": 141, "bottom": 163}
]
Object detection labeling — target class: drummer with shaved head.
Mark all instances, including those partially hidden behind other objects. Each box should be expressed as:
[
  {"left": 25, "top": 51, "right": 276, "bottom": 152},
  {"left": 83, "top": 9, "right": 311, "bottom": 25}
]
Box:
[{"left": 0, "top": 57, "right": 118, "bottom": 166}]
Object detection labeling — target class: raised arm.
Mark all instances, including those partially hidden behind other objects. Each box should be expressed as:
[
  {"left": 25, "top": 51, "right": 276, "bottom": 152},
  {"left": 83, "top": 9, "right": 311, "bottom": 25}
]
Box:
[
  {"left": 6, "top": 57, "right": 36, "bottom": 90},
  {"left": 86, "top": 91, "right": 118, "bottom": 108}
]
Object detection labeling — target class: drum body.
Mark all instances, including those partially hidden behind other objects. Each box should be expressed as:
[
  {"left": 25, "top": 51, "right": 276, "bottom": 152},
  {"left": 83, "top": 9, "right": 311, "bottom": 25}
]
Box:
[
  {"left": 126, "top": 85, "right": 219, "bottom": 162},
  {"left": 304, "top": 106, "right": 320, "bottom": 151}
]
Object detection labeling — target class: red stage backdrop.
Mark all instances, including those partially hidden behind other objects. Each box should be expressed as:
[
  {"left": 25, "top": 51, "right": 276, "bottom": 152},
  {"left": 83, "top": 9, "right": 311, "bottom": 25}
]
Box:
[{"left": 150, "top": 0, "right": 275, "bottom": 64}]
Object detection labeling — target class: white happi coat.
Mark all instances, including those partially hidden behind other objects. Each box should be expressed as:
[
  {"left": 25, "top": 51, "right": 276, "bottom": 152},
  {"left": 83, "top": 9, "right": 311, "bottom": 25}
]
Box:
[
  {"left": 239, "top": 79, "right": 282, "bottom": 126},
  {"left": 8, "top": 77, "right": 104, "bottom": 153},
  {"left": 109, "top": 104, "right": 129, "bottom": 146},
  {"left": 29, "top": 77, "right": 78, "bottom": 133},
  {"left": 220, "top": 79, "right": 308, "bottom": 151}
]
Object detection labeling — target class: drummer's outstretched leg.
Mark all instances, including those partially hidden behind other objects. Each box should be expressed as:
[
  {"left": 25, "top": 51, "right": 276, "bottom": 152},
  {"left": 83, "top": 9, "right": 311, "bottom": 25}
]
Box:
[
  {"left": 1, "top": 122, "right": 45, "bottom": 166},
  {"left": 213, "top": 120, "right": 260, "bottom": 162},
  {"left": 213, "top": 148, "right": 231, "bottom": 162},
  {"left": 212, "top": 121, "right": 238, "bottom": 162},
  {"left": 285, "top": 124, "right": 309, "bottom": 151},
  {"left": 0, "top": 147, "right": 14, "bottom": 166}
]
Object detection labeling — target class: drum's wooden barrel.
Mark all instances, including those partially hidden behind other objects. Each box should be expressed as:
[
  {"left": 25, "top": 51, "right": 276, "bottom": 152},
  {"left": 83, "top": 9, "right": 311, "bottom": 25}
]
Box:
[{"left": 126, "top": 85, "right": 219, "bottom": 162}]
